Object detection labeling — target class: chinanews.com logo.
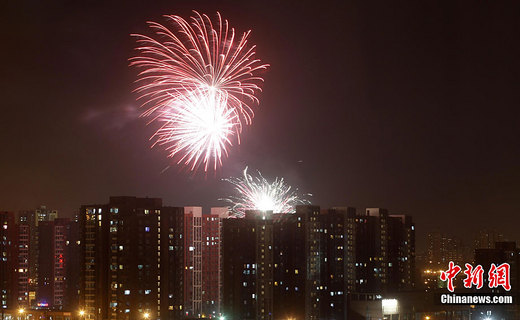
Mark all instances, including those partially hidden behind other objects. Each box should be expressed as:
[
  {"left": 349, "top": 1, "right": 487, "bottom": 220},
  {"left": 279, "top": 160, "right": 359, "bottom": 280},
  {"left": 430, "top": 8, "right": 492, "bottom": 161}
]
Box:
[{"left": 438, "top": 261, "right": 515, "bottom": 305}]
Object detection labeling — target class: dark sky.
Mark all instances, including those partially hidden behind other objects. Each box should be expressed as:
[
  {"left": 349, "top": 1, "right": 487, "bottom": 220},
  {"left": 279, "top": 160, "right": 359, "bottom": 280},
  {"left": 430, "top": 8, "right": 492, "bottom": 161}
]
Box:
[{"left": 1, "top": 1, "right": 519, "bottom": 250}]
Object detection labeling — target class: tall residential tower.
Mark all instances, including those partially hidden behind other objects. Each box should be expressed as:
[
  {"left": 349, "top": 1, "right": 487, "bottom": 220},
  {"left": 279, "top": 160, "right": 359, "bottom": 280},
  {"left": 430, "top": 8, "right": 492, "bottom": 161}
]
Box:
[{"left": 80, "top": 197, "right": 184, "bottom": 320}]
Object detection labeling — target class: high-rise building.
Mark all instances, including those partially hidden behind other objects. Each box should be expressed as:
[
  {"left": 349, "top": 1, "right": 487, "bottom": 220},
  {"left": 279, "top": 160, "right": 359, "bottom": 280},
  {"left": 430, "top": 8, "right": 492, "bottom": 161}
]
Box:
[
  {"left": 18, "top": 205, "right": 58, "bottom": 307},
  {"left": 279, "top": 205, "right": 356, "bottom": 319},
  {"left": 387, "top": 214, "right": 415, "bottom": 291},
  {"left": 64, "top": 216, "right": 81, "bottom": 311},
  {"left": 36, "top": 218, "right": 72, "bottom": 309},
  {"left": 422, "top": 232, "right": 467, "bottom": 291},
  {"left": 222, "top": 205, "right": 415, "bottom": 320},
  {"left": 427, "top": 232, "right": 466, "bottom": 266},
  {"left": 183, "top": 206, "right": 229, "bottom": 319},
  {"left": 1, "top": 211, "right": 18, "bottom": 311},
  {"left": 17, "top": 223, "right": 30, "bottom": 308},
  {"left": 321, "top": 207, "right": 356, "bottom": 319},
  {"left": 475, "top": 229, "right": 504, "bottom": 250},
  {"left": 355, "top": 208, "right": 389, "bottom": 293},
  {"left": 273, "top": 205, "right": 335, "bottom": 320},
  {"left": 222, "top": 210, "right": 274, "bottom": 320},
  {"left": 353, "top": 208, "right": 415, "bottom": 294},
  {"left": 272, "top": 213, "right": 306, "bottom": 320},
  {"left": 79, "top": 196, "right": 184, "bottom": 320},
  {"left": 183, "top": 206, "right": 202, "bottom": 318},
  {"left": 201, "top": 207, "right": 228, "bottom": 317}
]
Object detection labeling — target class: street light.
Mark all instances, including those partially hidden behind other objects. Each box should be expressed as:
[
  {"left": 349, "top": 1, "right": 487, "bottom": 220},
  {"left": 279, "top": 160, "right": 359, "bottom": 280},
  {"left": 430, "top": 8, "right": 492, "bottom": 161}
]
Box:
[
  {"left": 18, "top": 308, "right": 25, "bottom": 320},
  {"left": 143, "top": 312, "right": 150, "bottom": 319},
  {"left": 79, "top": 309, "right": 86, "bottom": 320}
]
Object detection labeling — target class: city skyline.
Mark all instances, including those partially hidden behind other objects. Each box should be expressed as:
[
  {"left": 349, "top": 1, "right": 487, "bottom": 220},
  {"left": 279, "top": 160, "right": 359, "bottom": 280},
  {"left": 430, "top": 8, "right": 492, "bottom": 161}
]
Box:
[
  {"left": 2, "top": 197, "right": 518, "bottom": 319},
  {"left": 1, "top": 1, "right": 520, "bottom": 253},
  {"left": 3, "top": 200, "right": 517, "bottom": 253}
]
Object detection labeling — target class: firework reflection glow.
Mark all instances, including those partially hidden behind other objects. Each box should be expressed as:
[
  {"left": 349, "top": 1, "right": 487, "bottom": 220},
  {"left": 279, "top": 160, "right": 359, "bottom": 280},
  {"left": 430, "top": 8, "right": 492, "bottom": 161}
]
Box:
[
  {"left": 130, "top": 11, "right": 268, "bottom": 171},
  {"left": 223, "top": 168, "right": 310, "bottom": 217}
]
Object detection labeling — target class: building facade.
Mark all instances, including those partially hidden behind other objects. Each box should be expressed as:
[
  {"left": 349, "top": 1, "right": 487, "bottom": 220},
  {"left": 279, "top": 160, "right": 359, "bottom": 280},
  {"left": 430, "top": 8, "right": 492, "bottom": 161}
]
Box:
[
  {"left": 18, "top": 205, "right": 58, "bottom": 308},
  {"left": 79, "top": 196, "right": 184, "bottom": 320},
  {"left": 183, "top": 206, "right": 229, "bottom": 319},
  {"left": 201, "top": 207, "right": 228, "bottom": 317},
  {"left": 474, "top": 229, "right": 504, "bottom": 250},
  {"left": 354, "top": 208, "right": 415, "bottom": 294},
  {"left": 222, "top": 211, "right": 274, "bottom": 320},
  {"left": 37, "top": 218, "right": 73, "bottom": 309},
  {"left": 17, "top": 223, "right": 30, "bottom": 308},
  {"left": 183, "top": 207, "right": 202, "bottom": 318},
  {"left": 1, "top": 211, "right": 18, "bottom": 311},
  {"left": 222, "top": 205, "right": 415, "bottom": 320}
]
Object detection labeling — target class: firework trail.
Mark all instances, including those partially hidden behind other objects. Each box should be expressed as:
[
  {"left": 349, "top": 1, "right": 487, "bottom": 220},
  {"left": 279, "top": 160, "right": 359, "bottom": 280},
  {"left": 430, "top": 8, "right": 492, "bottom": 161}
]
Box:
[
  {"left": 222, "top": 168, "right": 310, "bottom": 217},
  {"left": 130, "top": 11, "right": 268, "bottom": 171}
]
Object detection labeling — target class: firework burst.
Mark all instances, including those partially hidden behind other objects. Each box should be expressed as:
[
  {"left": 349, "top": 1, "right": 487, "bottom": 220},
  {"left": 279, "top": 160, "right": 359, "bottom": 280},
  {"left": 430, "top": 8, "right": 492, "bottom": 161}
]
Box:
[
  {"left": 153, "top": 88, "right": 240, "bottom": 171},
  {"left": 223, "top": 168, "right": 310, "bottom": 217},
  {"left": 130, "top": 11, "right": 268, "bottom": 171}
]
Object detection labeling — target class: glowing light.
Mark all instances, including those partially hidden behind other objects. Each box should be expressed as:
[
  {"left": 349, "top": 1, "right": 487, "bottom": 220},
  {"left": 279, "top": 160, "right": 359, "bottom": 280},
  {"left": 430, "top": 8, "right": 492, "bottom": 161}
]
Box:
[
  {"left": 131, "top": 11, "right": 268, "bottom": 171},
  {"left": 152, "top": 88, "right": 240, "bottom": 171},
  {"left": 79, "top": 310, "right": 85, "bottom": 316},
  {"left": 18, "top": 308, "right": 25, "bottom": 314},
  {"left": 382, "top": 299, "right": 398, "bottom": 315},
  {"left": 222, "top": 168, "right": 310, "bottom": 217}
]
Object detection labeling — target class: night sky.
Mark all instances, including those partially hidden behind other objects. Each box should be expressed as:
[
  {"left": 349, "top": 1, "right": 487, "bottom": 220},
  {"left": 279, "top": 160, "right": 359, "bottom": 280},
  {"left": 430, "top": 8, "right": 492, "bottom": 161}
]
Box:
[{"left": 1, "top": 1, "right": 519, "bottom": 249}]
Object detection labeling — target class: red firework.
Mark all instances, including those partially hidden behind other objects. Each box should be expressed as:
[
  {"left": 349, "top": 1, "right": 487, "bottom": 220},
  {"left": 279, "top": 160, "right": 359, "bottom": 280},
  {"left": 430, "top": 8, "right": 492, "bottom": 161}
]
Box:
[{"left": 130, "top": 11, "right": 268, "bottom": 171}]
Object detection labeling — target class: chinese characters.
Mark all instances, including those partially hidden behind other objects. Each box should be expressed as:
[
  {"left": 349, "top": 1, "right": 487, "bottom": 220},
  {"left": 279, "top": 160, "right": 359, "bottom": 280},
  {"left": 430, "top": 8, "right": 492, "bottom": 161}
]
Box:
[{"left": 440, "top": 261, "right": 511, "bottom": 292}]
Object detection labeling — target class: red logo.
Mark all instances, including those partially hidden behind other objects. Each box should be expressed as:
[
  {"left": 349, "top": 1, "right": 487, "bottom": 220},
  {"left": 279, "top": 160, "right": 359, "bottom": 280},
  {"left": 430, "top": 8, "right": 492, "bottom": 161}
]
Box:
[
  {"left": 463, "top": 263, "right": 484, "bottom": 289},
  {"left": 488, "top": 263, "right": 511, "bottom": 291},
  {"left": 440, "top": 261, "right": 511, "bottom": 292},
  {"left": 440, "top": 261, "right": 461, "bottom": 292}
]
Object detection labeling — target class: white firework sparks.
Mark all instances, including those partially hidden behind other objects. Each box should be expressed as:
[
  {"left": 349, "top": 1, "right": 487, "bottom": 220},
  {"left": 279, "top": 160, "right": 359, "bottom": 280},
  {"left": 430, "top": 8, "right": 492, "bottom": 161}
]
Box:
[
  {"left": 223, "top": 168, "right": 310, "bottom": 217},
  {"left": 152, "top": 88, "right": 240, "bottom": 171}
]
